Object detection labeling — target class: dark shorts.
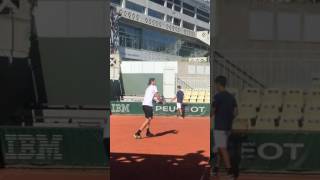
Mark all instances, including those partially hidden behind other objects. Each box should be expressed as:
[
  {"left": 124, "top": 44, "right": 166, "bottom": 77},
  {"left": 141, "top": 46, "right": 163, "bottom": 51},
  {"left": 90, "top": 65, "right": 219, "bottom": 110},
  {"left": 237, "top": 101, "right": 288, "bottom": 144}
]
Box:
[{"left": 143, "top": 105, "right": 153, "bottom": 119}]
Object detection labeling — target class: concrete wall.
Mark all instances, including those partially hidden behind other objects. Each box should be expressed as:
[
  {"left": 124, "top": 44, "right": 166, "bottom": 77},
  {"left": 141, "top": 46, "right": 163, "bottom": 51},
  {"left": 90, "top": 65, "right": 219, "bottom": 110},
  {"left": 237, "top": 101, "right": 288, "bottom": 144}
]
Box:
[
  {"left": 213, "top": 0, "right": 320, "bottom": 88},
  {"left": 35, "top": 0, "right": 109, "bottom": 106}
]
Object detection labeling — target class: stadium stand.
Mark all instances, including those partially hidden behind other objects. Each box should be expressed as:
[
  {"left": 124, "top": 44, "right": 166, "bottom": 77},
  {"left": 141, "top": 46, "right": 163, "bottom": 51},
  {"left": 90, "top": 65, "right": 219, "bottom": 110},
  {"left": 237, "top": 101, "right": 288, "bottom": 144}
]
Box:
[
  {"left": 261, "top": 88, "right": 283, "bottom": 108},
  {"left": 252, "top": 104, "right": 279, "bottom": 130},
  {"left": 233, "top": 104, "right": 256, "bottom": 130},
  {"left": 305, "top": 89, "right": 320, "bottom": 107},
  {"left": 303, "top": 106, "right": 320, "bottom": 131},
  {"left": 228, "top": 87, "right": 320, "bottom": 131},
  {"left": 239, "top": 88, "right": 261, "bottom": 108},
  {"left": 183, "top": 89, "right": 210, "bottom": 103},
  {"left": 279, "top": 104, "right": 303, "bottom": 130}
]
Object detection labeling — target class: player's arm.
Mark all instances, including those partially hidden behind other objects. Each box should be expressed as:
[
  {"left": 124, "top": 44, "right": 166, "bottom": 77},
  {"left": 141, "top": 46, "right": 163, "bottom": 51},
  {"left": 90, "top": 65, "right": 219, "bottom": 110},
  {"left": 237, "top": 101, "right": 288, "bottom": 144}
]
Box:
[
  {"left": 154, "top": 92, "right": 161, "bottom": 102},
  {"left": 171, "top": 96, "right": 177, "bottom": 102}
]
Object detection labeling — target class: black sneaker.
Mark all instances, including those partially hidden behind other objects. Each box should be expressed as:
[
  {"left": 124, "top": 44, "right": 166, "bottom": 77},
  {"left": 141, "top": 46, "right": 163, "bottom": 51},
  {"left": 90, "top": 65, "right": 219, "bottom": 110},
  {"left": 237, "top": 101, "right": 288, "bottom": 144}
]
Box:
[
  {"left": 146, "top": 131, "right": 154, "bottom": 137},
  {"left": 133, "top": 132, "right": 142, "bottom": 139}
]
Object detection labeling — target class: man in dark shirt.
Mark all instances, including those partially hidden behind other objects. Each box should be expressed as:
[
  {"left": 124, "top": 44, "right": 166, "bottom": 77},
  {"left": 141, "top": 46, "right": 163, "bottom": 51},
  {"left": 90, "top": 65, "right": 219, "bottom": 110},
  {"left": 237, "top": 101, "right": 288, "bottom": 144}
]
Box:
[
  {"left": 211, "top": 76, "right": 238, "bottom": 180},
  {"left": 171, "top": 85, "right": 184, "bottom": 119}
]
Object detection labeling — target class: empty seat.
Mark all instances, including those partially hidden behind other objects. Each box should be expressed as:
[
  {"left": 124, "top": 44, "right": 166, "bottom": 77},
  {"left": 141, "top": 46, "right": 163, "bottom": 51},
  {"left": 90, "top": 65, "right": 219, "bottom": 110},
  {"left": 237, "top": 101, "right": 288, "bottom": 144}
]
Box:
[
  {"left": 305, "top": 89, "right": 320, "bottom": 106},
  {"left": 190, "top": 95, "right": 197, "bottom": 100},
  {"left": 278, "top": 104, "right": 302, "bottom": 130},
  {"left": 239, "top": 88, "right": 261, "bottom": 108},
  {"left": 204, "top": 98, "right": 210, "bottom": 103},
  {"left": 191, "top": 90, "right": 199, "bottom": 96},
  {"left": 233, "top": 104, "right": 257, "bottom": 130},
  {"left": 252, "top": 104, "right": 280, "bottom": 130},
  {"left": 283, "top": 89, "right": 304, "bottom": 107},
  {"left": 197, "top": 95, "right": 205, "bottom": 103},
  {"left": 303, "top": 106, "right": 320, "bottom": 131},
  {"left": 190, "top": 99, "right": 197, "bottom": 103},
  {"left": 261, "top": 88, "right": 283, "bottom": 107},
  {"left": 196, "top": 99, "right": 204, "bottom": 103}
]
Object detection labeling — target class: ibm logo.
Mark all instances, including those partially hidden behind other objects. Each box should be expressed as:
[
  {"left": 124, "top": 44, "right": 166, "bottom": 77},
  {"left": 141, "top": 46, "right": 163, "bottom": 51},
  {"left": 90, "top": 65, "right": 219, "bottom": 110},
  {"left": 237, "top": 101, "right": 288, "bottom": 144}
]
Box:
[{"left": 5, "top": 134, "right": 63, "bottom": 161}]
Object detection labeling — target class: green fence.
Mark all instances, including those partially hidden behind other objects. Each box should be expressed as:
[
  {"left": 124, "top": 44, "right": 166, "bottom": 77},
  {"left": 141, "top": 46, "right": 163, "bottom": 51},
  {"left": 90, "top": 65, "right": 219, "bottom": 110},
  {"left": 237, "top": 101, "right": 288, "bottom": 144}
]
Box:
[
  {"left": 211, "top": 130, "right": 320, "bottom": 172},
  {"left": 111, "top": 101, "right": 210, "bottom": 116},
  {"left": 0, "top": 127, "right": 107, "bottom": 167}
]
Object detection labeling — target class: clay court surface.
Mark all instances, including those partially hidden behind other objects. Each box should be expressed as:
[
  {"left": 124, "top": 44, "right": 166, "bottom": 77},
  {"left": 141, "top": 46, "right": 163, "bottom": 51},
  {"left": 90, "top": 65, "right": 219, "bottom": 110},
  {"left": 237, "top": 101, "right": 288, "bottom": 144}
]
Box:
[
  {"left": 111, "top": 115, "right": 320, "bottom": 180},
  {"left": 0, "top": 168, "right": 109, "bottom": 180},
  {"left": 110, "top": 115, "right": 211, "bottom": 180}
]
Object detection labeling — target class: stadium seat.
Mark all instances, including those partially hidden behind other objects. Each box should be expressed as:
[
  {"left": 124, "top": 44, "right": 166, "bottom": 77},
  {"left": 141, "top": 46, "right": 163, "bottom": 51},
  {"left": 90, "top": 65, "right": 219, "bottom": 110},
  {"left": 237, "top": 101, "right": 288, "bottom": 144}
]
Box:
[
  {"left": 303, "top": 106, "right": 320, "bottom": 131},
  {"left": 278, "top": 104, "right": 302, "bottom": 130},
  {"left": 233, "top": 104, "right": 257, "bottom": 130},
  {"left": 197, "top": 95, "right": 205, "bottom": 103},
  {"left": 197, "top": 99, "right": 204, "bottom": 103},
  {"left": 204, "top": 97, "right": 210, "bottom": 103},
  {"left": 252, "top": 104, "right": 280, "bottom": 130},
  {"left": 183, "top": 97, "right": 190, "bottom": 103},
  {"left": 261, "top": 88, "right": 283, "bottom": 108},
  {"left": 305, "top": 89, "right": 320, "bottom": 106},
  {"left": 283, "top": 89, "right": 304, "bottom": 107},
  {"left": 191, "top": 90, "right": 199, "bottom": 96},
  {"left": 190, "top": 95, "right": 198, "bottom": 100},
  {"left": 190, "top": 99, "right": 197, "bottom": 103},
  {"left": 239, "top": 88, "right": 261, "bottom": 107}
]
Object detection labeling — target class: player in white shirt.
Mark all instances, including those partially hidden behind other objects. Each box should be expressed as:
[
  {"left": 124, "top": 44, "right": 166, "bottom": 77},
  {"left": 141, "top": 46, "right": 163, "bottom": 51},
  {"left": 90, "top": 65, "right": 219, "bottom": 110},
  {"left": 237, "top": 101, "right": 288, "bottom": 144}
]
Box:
[{"left": 134, "top": 78, "right": 161, "bottom": 139}]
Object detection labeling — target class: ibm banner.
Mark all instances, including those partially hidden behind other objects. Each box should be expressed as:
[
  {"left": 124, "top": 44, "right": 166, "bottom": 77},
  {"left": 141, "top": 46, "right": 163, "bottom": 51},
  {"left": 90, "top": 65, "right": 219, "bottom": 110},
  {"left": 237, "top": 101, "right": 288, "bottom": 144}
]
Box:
[
  {"left": 111, "top": 102, "right": 210, "bottom": 116},
  {"left": 0, "top": 127, "right": 107, "bottom": 167}
]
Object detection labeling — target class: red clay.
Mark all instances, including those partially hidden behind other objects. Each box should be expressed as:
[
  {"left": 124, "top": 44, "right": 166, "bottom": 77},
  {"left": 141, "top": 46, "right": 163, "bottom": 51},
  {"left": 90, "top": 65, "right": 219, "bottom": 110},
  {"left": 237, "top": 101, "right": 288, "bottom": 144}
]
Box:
[
  {"left": 110, "top": 115, "right": 320, "bottom": 180},
  {"left": 110, "top": 115, "right": 210, "bottom": 180}
]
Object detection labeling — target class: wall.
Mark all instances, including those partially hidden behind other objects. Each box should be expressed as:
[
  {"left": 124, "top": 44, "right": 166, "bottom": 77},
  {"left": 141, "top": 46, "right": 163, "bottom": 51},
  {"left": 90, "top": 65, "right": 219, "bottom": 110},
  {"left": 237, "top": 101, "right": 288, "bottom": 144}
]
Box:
[
  {"left": 34, "top": 0, "right": 109, "bottom": 106},
  {"left": 214, "top": 0, "right": 320, "bottom": 89},
  {"left": 122, "top": 73, "right": 163, "bottom": 96}
]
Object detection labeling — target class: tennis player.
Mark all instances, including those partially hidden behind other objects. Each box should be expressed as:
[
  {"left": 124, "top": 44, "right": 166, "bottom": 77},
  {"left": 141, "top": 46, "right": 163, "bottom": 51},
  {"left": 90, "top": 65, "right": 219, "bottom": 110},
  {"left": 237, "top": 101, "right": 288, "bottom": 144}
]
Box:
[
  {"left": 171, "top": 85, "right": 184, "bottom": 119},
  {"left": 211, "top": 76, "right": 238, "bottom": 180},
  {"left": 134, "top": 78, "right": 161, "bottom": 139}
]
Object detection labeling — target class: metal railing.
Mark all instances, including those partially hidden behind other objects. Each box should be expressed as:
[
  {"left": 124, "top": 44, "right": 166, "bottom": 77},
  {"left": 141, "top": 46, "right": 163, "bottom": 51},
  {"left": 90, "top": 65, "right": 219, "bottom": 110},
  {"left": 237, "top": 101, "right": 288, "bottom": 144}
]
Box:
[
  {"left": 212, "top": 51, "right": 266, "bottom": 89},
  {"left": 177, "top": 77, "right": 194, "bottom": 90}
]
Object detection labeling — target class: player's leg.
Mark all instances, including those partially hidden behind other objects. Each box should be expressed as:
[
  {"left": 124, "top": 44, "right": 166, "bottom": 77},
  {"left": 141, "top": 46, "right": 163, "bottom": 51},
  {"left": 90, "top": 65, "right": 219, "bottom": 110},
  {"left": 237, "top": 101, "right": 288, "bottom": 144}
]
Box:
[
  {"left": 212, "top": 130, "right": 221, "bottom": 176},
  {"left": 178, "top": 108, "right": 183, "bottom": 119},
  {"left": 211, "top": 150, "right": 221, "bottom": 176},
  {"left": 145, "top": 106, "right": 154, "bottom": 137},
  {"left": 218, "top": 131, "right": 234, "bottom": 179},
  {"left": 177, "top": 103, "right": 182, "bottom": 118},
  {"left": 134, "top": 106, "right": 149, "bottom": 139},
  {"left": 134, "top": 106, "right": 154, "bottom": 138},
  {"left": 213, "top": 130, "right": 234, "bottom": 179}
]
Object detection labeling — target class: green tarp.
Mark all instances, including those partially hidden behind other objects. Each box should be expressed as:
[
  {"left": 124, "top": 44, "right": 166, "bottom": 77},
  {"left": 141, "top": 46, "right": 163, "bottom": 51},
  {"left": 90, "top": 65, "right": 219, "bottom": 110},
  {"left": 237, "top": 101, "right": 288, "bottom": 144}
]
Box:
[
  {"left": 111, "top": 101, "right": 210, "bottom": 116},
  {"left": 211, "top": 130, "right": 320, "bottom": 172},
  {"left": 0, "top": 127, "right": 107, "bottom": 167}
]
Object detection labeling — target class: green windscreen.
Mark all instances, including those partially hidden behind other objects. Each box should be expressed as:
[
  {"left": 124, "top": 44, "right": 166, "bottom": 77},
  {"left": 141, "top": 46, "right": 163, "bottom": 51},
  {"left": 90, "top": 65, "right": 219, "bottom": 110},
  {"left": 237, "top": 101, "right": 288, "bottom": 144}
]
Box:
[{"left": 122, "top": 73, "right": 163, "bottom": 96}]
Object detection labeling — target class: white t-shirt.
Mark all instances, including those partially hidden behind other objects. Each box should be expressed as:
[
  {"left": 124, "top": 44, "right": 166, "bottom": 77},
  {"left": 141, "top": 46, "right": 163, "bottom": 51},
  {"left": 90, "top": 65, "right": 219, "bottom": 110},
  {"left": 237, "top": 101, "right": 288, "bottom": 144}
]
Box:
[{"left": 142, "top": 85, "right": 158, "bottom": 107}]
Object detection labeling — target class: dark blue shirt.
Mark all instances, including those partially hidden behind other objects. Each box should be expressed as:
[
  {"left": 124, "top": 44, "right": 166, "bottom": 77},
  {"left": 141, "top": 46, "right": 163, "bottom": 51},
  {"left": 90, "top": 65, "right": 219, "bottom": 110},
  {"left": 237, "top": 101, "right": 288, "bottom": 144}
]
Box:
[
  {"left": 213, "top": 91, "right": 237, "bottom": 131},
  {"left": 177, "top": 90, "right": 184, "bottom": 103}
]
